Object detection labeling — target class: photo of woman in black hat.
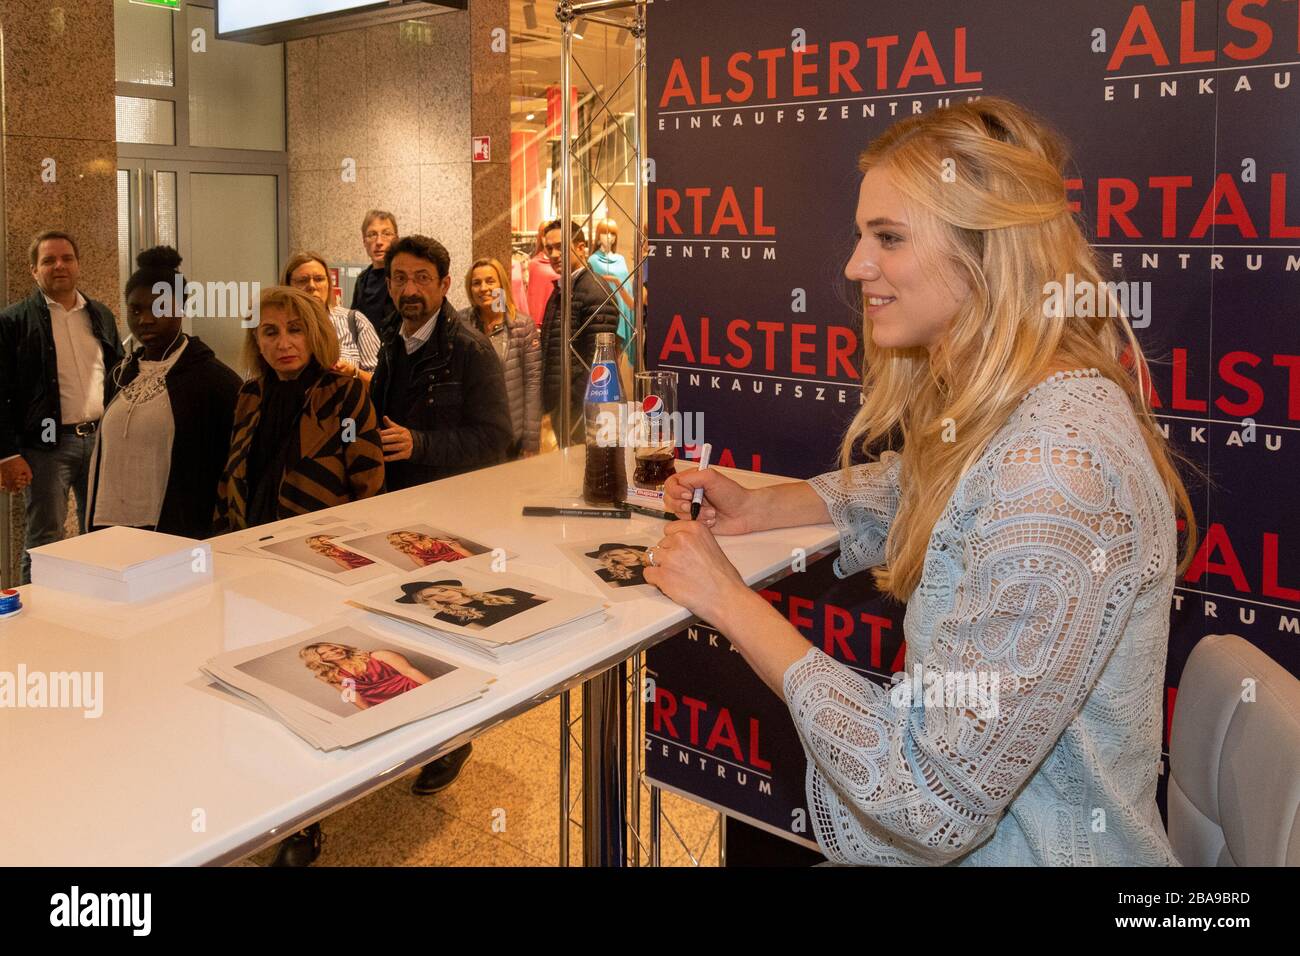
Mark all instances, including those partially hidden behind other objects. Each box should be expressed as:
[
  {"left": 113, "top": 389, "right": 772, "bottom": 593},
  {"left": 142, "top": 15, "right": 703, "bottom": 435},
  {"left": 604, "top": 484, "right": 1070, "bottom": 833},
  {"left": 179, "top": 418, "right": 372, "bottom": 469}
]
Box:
[
  {"left": 395, "top": 579, "right": 549, "bottom": 631},
  {"left": 584, "top": 543, "right": 650, "bottom": 587}
]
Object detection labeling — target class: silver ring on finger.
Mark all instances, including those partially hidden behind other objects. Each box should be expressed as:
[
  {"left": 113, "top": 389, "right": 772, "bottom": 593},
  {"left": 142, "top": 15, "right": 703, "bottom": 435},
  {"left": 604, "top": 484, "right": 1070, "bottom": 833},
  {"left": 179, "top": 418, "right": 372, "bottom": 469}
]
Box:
[{"left": 647, "top": 548, "right": 657, "bottom": 567}]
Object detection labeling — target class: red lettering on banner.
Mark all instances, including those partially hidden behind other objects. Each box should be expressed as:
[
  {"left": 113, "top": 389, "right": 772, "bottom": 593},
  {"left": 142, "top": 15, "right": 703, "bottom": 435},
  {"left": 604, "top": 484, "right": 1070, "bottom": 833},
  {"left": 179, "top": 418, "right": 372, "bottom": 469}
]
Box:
[
  {"left": 1148, "top": 350, "right": 1300, "bottom": 420},
  {"left": 1263, "top": 534, "right": 1300, "bottom": 601},
  {"left": 705, "top": 708, "right": 744, "bottom": 762},
  {"left": 1149, "top": 176, "right": 1193, "bottom": 238},
  {"left": 660, "top": 314, "right": 694, "bottom": 363},
  {"left": 755, "top": 321, "right": 783, "bottom": 371},
  {"left": 1098, "top": 178, "right": 1141, "bottom": 239},
  {"left": 683, "top": 694, "right": 708, "bottom": 743},
  {"left": 860, "top": 613, "right": 897, "bottom": 670},
  {"left": 1217, "top": 352, "right": 1265, "bottom": 417},
  {"left": 660, "top": 58, "right": 695, "bottom": 107},
  {"left": 699, "top": 316, "right": 721, "bottom": 366},
  {"left": 713, "top": 448, "right": 762, "bottom": 472},
  {"left": 1181, "top": 0, "right": 1216, "bottom": 64},
  {"left": 727, "top": 52, "right": 754, "bottom": 102},
  {"left": 1107, "top": 0, "right": 1289, "bottom": 70},
  {"left": 655, "top": 315, "right": 862, "bottom": 380},
  {"left": 653, "top": 187, "right": 774, "bottom": 237},
  {"left": 656, "top": 190, "right": 682, "bottom": 234},
  {"left": 1191, "top": 174, "right": 1256, "bottom": 239},
  {"left": 824, "top": 604, "right": 858, "bottom": 662},
  {"left": 655, "top": 29, "right": 983, "bottom": 105},
  {"left": 828, "top": 326, "right": 858, "bottom": 378},
  {"left": 756, "top": 47, "right": 787, "bottom": 98},
  {"left": 954, "top": 27, "right": 983, "bottom": 81},
  {"left": 898, "top": 31, "right": 946, "bottom": 87},
  {"left": 1173, "top": 349, "right": 1207, "bottom": 412},
  {"left": 1270, "top": 173, "right": 1300, "bottom": 238},
  {"left": 793, "top": 45, "right": 820, "bottom": 97},
  {"left": 1277, "top": 355, "right": 1300, "bottom": 420},
  {"left": 698, "top": 56, "right": 723, "bottom": 104},
  {"left": 865, "top": 35, "right": 898, "bottom": 88},
  {"left": 789, "top": 596, "right": 815, "bottom": 630},
  {"left": 749, "top": 718, "right": 772, "bottom": 771},
  {"left": 1075, "top": 173, "right": 1294, "bottom": 240},
  {"left": 828, "top": 41, "right": 863, "bottom": 94},
  {"left": 685, "top": 187, "right": 710, "bottom": 233},
  {"left": 1224, "top": 0, "right": 1273, "bottom": 59},
  {"left": 726, "top": 319, "right": 753, "bottom": 368},
  {"left": 1107, "top": 5, "right": 1169, "bottom": 70},
  {"left": 712, "top": 188, "right": 749, "bottom": 235},
  {"left": 653, "top": 687, "right": 679, "bottom": 738},
  {"left": 791, "top": 324, "right": 817, "bottom": 375},
  {"left": 1185, "top": 523, "right": 1251, "bottom": 592}
]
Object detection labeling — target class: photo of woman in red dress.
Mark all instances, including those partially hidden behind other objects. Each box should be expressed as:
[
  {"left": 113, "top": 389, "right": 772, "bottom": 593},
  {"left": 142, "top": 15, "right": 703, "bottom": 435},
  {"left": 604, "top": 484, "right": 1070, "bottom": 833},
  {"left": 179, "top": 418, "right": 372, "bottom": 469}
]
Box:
[
  {"left": 386, "top": 530, "right": 475, "bottom": 566},
  {"left": 305, "top": 535, "right": 375, "bottom": 571},
  {"left": 298, "top": 641, "right": 440, "bottom": 710}
]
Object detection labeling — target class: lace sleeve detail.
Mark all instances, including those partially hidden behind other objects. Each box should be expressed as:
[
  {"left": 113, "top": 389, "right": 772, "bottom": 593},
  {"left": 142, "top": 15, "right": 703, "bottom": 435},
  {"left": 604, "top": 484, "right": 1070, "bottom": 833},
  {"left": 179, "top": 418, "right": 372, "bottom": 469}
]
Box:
[
  {"left": 808, "top": 451, "right": 903, "bottom": 578},
  {"left": 783, "top": 434, "right": 1146, "bottom": 864}
]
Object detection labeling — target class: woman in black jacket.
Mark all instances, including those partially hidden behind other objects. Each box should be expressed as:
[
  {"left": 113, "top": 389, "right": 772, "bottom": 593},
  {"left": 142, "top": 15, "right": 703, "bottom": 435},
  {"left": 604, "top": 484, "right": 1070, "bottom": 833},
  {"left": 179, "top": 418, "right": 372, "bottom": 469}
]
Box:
[{"left": 87, "top": 247, "right": 241, "bottom": 539}]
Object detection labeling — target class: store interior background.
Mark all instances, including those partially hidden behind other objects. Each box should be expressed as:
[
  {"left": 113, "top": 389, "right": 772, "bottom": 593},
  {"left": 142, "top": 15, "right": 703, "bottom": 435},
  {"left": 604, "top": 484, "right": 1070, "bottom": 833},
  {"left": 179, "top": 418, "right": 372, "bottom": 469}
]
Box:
[{"left": 0, "top": 0, "right": 721, "bottom": 866}]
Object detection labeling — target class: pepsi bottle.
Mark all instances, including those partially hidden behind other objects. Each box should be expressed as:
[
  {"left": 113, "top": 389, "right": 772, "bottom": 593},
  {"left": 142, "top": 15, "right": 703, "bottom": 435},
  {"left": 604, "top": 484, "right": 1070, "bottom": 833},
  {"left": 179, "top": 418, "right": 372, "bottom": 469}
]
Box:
[{"left": 582, "top": 333, "right": 626, "bottom": 505}]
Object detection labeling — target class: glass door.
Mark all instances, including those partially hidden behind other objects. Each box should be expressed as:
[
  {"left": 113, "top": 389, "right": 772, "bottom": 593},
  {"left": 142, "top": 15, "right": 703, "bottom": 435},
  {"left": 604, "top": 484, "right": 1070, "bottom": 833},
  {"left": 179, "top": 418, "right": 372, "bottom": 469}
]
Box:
[{"left": 115, "top": 160, "right": 286, "bottom": 369}]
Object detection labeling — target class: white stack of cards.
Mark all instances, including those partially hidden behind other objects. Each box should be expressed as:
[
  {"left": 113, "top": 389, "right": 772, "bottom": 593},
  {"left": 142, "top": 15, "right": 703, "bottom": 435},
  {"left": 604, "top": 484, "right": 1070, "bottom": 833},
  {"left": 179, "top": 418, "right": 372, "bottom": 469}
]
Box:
[
  {"left": 200, "top": 621, "right": 495, "bottom": 750},
  {"left": 29, "top": 526, "right": 212, "bottom": 603},
  {"left": 348, "top": 566, "right": 607, "bottom": 662}
]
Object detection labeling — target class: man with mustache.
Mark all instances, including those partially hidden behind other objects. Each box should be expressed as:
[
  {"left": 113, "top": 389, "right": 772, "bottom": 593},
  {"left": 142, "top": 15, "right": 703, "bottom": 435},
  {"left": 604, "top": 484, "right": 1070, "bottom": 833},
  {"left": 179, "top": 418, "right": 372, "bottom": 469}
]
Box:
[
  {"left": 367, "top": 234, "right": 512, "bottom": 798},
  {"left": 0, "top": 231, "right": 123, "bottom": 582}
]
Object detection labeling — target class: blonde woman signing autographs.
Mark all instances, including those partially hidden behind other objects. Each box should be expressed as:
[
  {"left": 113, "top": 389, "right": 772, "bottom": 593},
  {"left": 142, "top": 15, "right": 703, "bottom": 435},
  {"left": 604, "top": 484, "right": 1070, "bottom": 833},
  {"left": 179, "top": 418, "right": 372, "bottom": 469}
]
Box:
[{"left": 645, "top": 98, "right": 1197, "bottom": 868}]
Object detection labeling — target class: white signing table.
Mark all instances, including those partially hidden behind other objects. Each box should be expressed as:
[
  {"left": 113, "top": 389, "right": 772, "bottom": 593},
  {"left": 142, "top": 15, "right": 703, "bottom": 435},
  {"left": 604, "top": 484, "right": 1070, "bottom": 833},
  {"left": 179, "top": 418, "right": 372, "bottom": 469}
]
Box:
[{"left": 0, "top": 449, "right": 838, "bottom": 866}]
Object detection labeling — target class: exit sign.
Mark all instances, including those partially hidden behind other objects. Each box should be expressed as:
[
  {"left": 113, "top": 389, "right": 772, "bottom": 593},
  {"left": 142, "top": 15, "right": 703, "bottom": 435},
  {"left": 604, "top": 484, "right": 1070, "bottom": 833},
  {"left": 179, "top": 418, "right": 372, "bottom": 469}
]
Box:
[{"left": 130, "top": 0, "right": 180, "bottom": 9}]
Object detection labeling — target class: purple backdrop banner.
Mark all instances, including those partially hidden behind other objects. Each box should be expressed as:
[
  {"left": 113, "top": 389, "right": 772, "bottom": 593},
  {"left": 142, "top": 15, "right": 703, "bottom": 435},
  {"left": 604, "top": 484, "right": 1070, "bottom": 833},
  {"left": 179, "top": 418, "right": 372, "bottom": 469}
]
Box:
[{"left": 642, "top": 0, "right": 1300, "bottom": 846}]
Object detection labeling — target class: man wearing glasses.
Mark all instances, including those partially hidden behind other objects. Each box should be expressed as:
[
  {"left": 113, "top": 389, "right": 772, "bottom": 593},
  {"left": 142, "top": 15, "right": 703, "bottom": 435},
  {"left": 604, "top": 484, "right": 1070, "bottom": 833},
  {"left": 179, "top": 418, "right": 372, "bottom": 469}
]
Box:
[
  {"left": 367, "top": 234, "right": 513, "bottom": 797},
  {"left": 351, "top": 210, "right": 399, "bottom": 336}
]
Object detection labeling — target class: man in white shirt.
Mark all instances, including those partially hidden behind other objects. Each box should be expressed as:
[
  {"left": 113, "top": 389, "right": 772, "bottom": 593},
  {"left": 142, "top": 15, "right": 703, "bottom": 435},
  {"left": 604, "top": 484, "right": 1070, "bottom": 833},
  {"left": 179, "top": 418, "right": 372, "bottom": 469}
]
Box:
[{"left": 0, "top": 231, "right": 123, "bottom": 582}]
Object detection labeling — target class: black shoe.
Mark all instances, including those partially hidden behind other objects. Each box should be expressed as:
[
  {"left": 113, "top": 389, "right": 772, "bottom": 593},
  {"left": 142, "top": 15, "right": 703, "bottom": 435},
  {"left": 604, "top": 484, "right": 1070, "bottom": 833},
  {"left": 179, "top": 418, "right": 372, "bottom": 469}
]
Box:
[
  {"left": 412, "top": 743, "right": 473, "bottom": 795},
  {"left": 270, "top": 823, "right": 323, "bottom": 867}
]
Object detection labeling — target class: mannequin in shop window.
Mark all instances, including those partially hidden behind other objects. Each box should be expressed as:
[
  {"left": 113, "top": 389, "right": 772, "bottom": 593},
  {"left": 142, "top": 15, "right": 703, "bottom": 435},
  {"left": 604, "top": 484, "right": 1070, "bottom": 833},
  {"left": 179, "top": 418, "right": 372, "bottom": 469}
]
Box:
[{"left": 587, "top": 218, "right": 636, "bottom": 362}]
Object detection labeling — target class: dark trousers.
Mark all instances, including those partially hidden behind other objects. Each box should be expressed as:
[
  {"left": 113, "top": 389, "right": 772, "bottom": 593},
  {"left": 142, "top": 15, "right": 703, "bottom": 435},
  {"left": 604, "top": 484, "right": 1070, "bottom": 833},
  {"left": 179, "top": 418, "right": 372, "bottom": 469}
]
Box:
[{"left": 20, "top": 432, "right": 95, "bottom": 583}]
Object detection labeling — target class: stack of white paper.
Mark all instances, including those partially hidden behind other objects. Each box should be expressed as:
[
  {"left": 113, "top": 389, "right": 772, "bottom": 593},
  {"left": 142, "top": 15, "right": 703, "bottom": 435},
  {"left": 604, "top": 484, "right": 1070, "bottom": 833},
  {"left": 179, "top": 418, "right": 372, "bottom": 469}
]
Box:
[
  {"left": 200, "top": 621, "right": 495, "bottom": 750},
  {"left": 29, "top": 526, "right": 212, "bottom": 602},
  {"left": 347, "top": 566, "right": 607, "bottom": 662}
]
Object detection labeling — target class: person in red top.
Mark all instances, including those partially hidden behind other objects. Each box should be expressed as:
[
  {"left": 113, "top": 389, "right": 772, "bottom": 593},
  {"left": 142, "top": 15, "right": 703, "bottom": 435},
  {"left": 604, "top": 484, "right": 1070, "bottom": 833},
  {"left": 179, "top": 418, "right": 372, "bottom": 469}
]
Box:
[
  {"left": 306, "top": 535, "right": 374, "bottom": 571},
  {"left": 387, "top": 529, "right": 474, "bottom": 567},
  {"left": 299, "top": 642, "right": 435, "bottom": 709}
]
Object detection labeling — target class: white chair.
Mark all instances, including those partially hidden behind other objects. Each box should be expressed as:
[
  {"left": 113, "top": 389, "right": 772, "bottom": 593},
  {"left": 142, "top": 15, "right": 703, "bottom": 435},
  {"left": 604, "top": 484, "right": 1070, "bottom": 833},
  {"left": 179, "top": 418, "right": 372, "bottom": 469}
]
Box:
[{"left": 1167, "top": 633, "right": 1300, "bottom": 865}]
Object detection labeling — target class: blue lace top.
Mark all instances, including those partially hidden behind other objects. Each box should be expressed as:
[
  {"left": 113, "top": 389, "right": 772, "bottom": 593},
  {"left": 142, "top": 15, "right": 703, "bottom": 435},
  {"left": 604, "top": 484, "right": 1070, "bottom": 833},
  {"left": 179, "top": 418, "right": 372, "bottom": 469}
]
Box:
[{"left": 785, "top": 369, "right": 1180, "bottom": 866}]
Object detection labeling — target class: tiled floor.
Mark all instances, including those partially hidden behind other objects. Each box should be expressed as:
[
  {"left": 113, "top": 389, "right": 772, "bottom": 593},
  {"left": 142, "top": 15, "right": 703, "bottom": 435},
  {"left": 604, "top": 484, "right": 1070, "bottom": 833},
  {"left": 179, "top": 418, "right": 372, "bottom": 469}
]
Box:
[{"left": 242, "top": 694, "right": 722, "bottom": 867}]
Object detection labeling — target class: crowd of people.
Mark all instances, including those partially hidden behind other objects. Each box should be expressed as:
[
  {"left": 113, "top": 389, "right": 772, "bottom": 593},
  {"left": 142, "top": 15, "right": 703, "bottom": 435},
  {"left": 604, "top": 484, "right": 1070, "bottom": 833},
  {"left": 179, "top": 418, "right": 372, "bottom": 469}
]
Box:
[{"left": 0, "top": 210, "right": 631, "bottom": 865}]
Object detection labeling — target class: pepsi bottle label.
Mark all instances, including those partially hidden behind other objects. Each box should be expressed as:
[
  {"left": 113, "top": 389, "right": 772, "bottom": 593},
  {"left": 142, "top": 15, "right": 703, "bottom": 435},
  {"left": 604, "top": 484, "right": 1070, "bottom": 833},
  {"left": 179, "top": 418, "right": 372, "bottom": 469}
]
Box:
[{"left": 586, "top": 362, "right": 622, "bottom": 403}]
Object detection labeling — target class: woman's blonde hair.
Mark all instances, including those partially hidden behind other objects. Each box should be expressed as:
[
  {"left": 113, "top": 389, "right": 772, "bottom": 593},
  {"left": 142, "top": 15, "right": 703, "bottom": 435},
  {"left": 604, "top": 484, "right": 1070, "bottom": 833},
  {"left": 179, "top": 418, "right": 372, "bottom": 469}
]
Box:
[
  {"left": 463, "top": 257, "right": 518, "bottom": 328},
  {"left": 841, "top": 96, "right": 1199, "bottom": 601},
  {"left": 300, "top": 642, "right": 369, "bottom": 687},
  {"left": 243, "top": 285, "right": 340, "bottom": 378}
]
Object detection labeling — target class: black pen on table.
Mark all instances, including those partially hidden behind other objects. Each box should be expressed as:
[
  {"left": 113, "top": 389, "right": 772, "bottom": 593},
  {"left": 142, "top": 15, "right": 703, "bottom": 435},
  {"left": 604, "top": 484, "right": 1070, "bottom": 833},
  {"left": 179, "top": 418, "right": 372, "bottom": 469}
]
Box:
[{"left": 690, "top": 442, "right": 713, "bottom": 520}]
